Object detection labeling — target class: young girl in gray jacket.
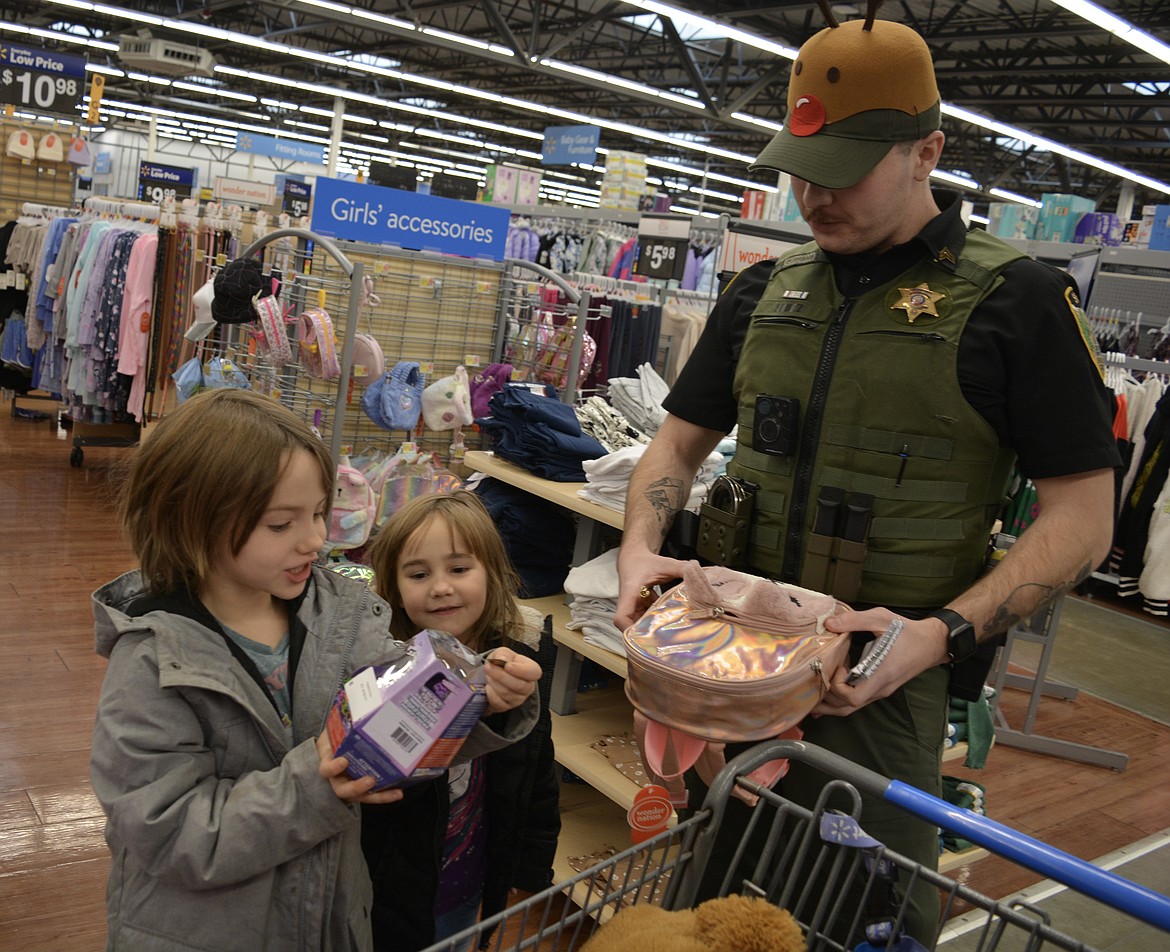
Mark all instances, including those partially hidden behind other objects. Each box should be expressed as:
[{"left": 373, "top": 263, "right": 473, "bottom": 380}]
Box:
[{"left": 90, "top": 389, "right": 540, "bottom": 952}]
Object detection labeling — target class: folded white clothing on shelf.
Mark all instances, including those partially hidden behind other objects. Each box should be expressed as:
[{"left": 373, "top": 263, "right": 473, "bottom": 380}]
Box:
[
  {"left": 606, "top": 363, "right": 670, "bottom": 436},
  {"left": 577, "top": 444, "right": 721, "bottom": 513},
  {"left": 564, "top": 548, "right": 621, "bottom": 599},
  {"left": 581, "top": 623, "right": 626, "bottom": 657}
]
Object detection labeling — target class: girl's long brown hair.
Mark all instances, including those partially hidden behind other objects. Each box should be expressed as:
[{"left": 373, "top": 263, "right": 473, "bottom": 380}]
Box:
[{"left": 367, "top": 490, "right": 521, "bottom": 651}]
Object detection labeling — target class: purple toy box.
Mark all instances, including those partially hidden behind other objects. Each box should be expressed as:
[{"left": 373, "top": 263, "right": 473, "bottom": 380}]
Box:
[{"left": 326, "top": 630, "right": 488, "bottom": 789}]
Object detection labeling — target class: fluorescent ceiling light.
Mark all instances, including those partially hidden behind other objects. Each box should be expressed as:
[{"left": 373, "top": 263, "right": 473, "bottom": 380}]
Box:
[
  {"left": 990, "top": 187, "right": 1044, "bottom": 207},
  {"left": 622, "top": 0, "right": 799, "bottom": 59},
  {"left": 944, "top": 102, "right": 1170, "bottom": 194},
  {"left": 172, "top": 81, "right": 257, "bottom": 102},
  {"left": 539, "top": 58, "right": 705, "bottom": 110},
  {"left": 1047, "top": 0, "right": 1170, "bottom": 64},
  {"left": 931, "top": 169, "right": 981, "bottom": 189}
]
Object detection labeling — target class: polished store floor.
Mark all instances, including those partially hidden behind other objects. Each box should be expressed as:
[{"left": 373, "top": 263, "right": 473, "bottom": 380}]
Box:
[{"left": 1, "top": 394, "right": 1167, "bottom": 951}]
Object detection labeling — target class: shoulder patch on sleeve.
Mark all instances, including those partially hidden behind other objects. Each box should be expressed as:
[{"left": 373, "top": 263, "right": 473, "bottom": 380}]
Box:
[{"left": 1065, "top": 287, "right": 1105, "bottom": 382}]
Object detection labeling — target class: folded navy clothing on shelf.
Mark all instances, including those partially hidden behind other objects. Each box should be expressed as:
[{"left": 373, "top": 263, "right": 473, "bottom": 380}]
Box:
[
  {"left": 472, "top": 475, "right": 575, "bottom": 597},
  {"left": 476, "top": 385, "right": 607, "bottom": 481}
]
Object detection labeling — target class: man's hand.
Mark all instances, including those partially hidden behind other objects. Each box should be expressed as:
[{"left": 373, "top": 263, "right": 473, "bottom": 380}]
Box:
[
  {"left": 812, "top": 608, "right": 949, "bottom": 716},
  {"left": 315, "top": 731, "right": 404, "bottom": 805},
  {"left": 614, "top": 549, "right": 690, "bottom": 631}
]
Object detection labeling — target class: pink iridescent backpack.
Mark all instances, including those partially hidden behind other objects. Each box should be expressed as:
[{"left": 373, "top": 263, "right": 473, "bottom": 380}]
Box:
[{"left": 625, "top": 563, "right": 850, "bottom": 806}]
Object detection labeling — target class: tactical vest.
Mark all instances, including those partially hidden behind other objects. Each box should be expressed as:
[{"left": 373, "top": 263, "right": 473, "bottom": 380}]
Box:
[{"left": 727, "top": 230, "right": 1025, "bottom": 608}]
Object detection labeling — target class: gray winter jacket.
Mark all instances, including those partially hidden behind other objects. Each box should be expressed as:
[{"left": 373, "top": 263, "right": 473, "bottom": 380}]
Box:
[{"left": 90, "top": 567, "right": 537, "bottom": 952}]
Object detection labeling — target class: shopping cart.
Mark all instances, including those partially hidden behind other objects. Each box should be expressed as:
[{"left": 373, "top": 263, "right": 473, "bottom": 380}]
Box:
[{"left": 421, "top": 739, "right": 1170, "bottom": 952}]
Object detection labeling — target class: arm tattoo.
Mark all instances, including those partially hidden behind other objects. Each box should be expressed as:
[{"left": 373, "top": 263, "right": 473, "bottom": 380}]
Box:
[
  {"left": 643, "top": 477, "right": 686, "bottom": 534},
  {"left": 981, "top": 561, "right": 1093, "bottom": 637}
]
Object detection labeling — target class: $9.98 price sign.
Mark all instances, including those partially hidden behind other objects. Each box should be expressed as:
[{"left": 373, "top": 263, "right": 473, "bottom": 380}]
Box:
[{"left": 0, "top": 43, "right": 87, "bottom": 117}]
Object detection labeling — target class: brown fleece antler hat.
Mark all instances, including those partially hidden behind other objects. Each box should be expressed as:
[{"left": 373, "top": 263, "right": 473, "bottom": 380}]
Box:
[{"left": 752, "top": 16, "right": 941, "bottom": 189}]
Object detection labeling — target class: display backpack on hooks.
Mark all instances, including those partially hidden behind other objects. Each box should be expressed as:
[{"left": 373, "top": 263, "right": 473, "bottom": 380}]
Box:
[
  {"left": 422, "top": 365, "right": 474, "bottom": 431},
  {"left": 376, "top": 454, "right": 461, "bottom": 526},
  {"left": 361, "top": 360, "right": 425, "bottom": 432},
  {"left": 352, "top": 273, "right": 385, "bottom": 385},
  {"left": 297, "top": 306, "right": 341, "bottom": 379},
  {"left": 328, "top": 458, "right": 376, "bottom": 550}
]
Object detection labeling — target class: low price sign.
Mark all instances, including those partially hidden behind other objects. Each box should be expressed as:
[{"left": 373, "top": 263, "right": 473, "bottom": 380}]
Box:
[
  {"left": 633, "top": 214, "right": 690, "bottom": 281},
  {"left": 0, "top": 42, "right": 87, "bottom": 117},
  {"left": 138, "top": 161, "right": 196, "bottom": 203}
]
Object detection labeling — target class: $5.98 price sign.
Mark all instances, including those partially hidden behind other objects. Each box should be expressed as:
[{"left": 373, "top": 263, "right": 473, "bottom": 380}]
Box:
[
  {"left": 0, "top": 43, "right": 87, "bottom": 117},
  {"left": 633, "top": 214, "right": 691, "bottom": 282},
  {"left": 634, "top": 236, "right": 688, "bottom": 280}
]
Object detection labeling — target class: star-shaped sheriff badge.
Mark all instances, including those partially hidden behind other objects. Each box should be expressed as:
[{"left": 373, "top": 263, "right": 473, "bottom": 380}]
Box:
[{"left": 892, "top": 284, "right": 945, "bottom": 323}]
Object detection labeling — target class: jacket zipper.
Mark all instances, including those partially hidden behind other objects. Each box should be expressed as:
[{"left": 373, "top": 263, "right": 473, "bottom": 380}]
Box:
[
  {"left": 753, "top": 316, "right": 819, "bottom": 331},
  {"left": 781, "top": 297, "right": 854, "bottom": 582},
  {"left": 856, "top": 329, "right": 946, "bottom": 342},
  {"left": 298, "top": 590, "right": 368, "bottom": 946}
]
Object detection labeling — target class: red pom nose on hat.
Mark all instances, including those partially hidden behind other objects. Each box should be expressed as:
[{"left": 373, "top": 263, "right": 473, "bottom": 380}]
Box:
[{"left": 751, "top": 18, "right": 941, "bottom": 189}]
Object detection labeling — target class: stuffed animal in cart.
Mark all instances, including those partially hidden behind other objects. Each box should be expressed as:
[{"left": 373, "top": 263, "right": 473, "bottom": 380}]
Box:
[{"left": 578, "top": 894, "right": 804, "bottom": 952}]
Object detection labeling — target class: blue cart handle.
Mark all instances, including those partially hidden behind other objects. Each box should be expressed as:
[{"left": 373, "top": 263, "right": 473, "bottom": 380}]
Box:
[
  {"left": 714, "top": 740, "right": 1170, "bottom": 932},
  {"left": 884, "top": 780, "right": 1170, "bottom": 931}
]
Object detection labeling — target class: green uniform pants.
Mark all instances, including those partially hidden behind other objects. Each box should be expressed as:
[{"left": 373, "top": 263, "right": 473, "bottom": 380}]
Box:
[{"left": 682, "top": 663, "right": 950, "bottom": 944}]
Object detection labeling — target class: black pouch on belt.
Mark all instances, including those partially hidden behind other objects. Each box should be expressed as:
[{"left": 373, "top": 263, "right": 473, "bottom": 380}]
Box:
[
  {"left": 832, "top": 492, "right": 874, "bottom": 602},
  {"left": 800, "top": 489, "right": 873, "bottom": 601},
  {"left": 697, "top": 475, "right": 757, "bottom": 568},
  {"left": 801, "top": 486, "right": 844, "bottom": 592}
]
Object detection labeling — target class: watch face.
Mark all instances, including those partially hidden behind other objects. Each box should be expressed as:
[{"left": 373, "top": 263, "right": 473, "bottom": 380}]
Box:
[{"left": 948, "top": 623, "right": 977, "bottom": 663}]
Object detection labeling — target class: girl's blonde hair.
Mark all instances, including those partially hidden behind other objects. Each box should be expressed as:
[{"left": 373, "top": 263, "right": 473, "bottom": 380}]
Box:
[
  {"left": 367, "top": 490, "right": 521, "bottom": 650},
  {"left": 119, "top": 388, "right": 335, "bottom": 595}
]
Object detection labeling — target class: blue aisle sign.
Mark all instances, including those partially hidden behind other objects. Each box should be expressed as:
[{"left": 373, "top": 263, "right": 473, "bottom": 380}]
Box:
[
  {"left": 542, "top": 124, "right": 600, "bottom": 165},
  {"left": 0, "top": 43, "right": 87, "bottom": 116},
  {"left": 236, "top": 131, "right": 326, "bottom": 165},
  {"left": 310, "top": 176, "right": 509, "bottom": 260}
]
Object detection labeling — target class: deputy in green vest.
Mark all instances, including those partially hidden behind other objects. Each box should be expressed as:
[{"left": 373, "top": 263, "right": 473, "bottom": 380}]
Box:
[{"left": 615, "top": 5, "right": 1119, "bottom": 943}]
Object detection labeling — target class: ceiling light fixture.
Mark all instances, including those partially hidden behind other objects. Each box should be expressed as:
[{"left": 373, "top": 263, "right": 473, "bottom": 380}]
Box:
[
  {"left": 944, "top": 103, "right": 1169, "bottom": 194},
  {"left": 989, "top": 187, "right": 1045, "bottom": 208},
  {"left": 1046, "top": 0, "right": 1170, "bottom": 64}
]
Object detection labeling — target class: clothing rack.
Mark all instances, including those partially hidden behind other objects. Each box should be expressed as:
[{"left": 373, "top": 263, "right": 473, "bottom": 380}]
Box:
[
  {"left": 499, "top": 258, "right": 592, "bottom": 405},
  {"left": 988, "top": 593, "right": 1129, "bottom": 770},
  {"left": 1121, "top": 354, "right": 1170, "bottom": 376},
  {"left": 21, "top": 202, "right": 74, "bottom": 219},
  {"left": 664, "top": 286, "right": 717, "bottom": 305},
  {"left": 569, "top": 271, "right": 657, "bottom": 302},
  {"left": 83, "top": 196, "right": 161, "bottom": 222}
]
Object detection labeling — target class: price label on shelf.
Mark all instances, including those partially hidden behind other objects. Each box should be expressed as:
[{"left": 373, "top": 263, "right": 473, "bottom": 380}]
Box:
[{"left": 0, "top": 43, "right": 87, "bottom": 117}]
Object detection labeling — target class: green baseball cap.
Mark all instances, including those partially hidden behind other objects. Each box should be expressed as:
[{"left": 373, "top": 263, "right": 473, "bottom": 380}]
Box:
[{"left": 752, "top": 18, "right": 941, "bottom": 189}]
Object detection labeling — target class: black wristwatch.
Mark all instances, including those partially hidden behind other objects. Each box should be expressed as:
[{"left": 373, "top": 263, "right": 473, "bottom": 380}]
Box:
[{"left": 929, "top": 608, "right": 978, "bottom": 663}]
